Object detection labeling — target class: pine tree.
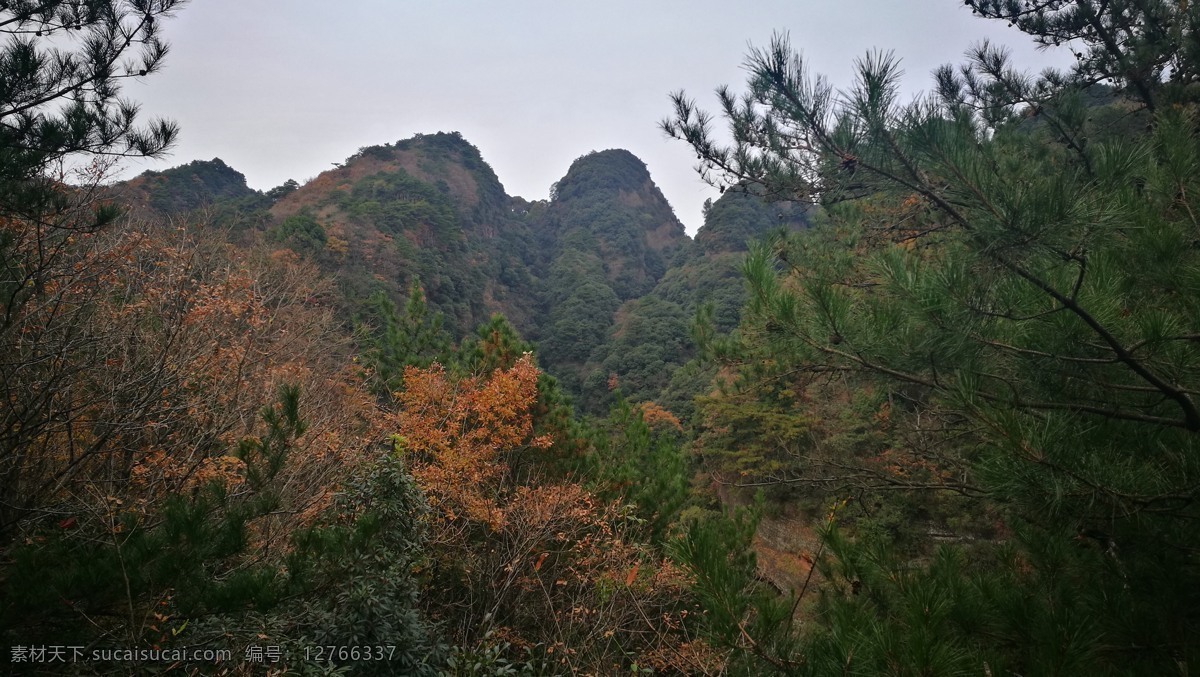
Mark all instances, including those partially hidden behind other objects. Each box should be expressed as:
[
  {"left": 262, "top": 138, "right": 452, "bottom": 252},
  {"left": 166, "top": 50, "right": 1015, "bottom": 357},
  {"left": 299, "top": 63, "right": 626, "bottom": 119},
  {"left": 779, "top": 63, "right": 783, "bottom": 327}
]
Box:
[
  {"left": 588, "top": 396, "right": 688, "bottom": 544},
  {"left": 0, "top": 0, "right": 182, "bottom": 204},
  {"left": 963, "top": 0, "right": 1198, "bottom": 113},
  {"left": 2, "top": 386, "right": 307, "bottom": 646},
  {"left": 357, "top": 281, "right": 453, "bottom": 399},
  {"left": 665, "top": 3, "right": 1199, "bottom": 673}
]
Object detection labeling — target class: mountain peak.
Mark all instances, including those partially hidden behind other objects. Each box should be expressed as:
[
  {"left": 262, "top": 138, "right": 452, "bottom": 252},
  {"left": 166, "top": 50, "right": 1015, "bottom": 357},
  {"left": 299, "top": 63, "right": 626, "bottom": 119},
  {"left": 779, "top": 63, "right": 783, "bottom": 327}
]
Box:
[
  {"left": 551, "top": 149, "right": 653, "bottom": 202},
  {"left": 539, "top": 148, "right": 687, "bottom": 305},
  {"left": 116, "top": 157, "right": 254, "bottom": 216},
  {"left": 272, "top": 131, "right": 508, "bottom": 221}
]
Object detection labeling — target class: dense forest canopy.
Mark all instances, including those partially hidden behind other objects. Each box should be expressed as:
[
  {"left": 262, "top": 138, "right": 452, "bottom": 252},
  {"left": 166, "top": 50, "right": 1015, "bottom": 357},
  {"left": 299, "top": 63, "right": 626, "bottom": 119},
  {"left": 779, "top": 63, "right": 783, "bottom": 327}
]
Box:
[{"left": 2, "top": 0, "right": 1198, "bottom": 674}]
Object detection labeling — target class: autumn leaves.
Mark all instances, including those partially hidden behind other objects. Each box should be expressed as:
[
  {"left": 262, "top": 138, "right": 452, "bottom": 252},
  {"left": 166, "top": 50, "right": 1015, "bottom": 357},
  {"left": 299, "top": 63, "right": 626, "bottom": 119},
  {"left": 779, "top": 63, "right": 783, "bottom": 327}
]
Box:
[{"left": 396, "top": 355, "right": 551, "bottom": 528}]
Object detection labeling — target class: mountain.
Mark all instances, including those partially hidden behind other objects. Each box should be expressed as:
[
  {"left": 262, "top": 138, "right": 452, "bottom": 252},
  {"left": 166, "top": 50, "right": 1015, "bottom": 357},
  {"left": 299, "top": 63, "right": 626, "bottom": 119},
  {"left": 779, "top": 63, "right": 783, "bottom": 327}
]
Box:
[
  {"left": 266, "top": 132, "right": 543, "bottom": 335},
  {"left": 582, "top": 189, "right": 811, "bottom": 415},
  {"left": 115, "top": 158, "right": 258, "bottom": 217},
  {"left": 541, "top": 149, "right": 687, "bottom": 299},
  {"left": 114, "top": 135, "right": 806, "bottom": 419},
  {"left": 531, "top": 150, "right": 689, "bottom": 403},
  {"left": 657, "top": 189, "right": 810, "bottom": 331}
]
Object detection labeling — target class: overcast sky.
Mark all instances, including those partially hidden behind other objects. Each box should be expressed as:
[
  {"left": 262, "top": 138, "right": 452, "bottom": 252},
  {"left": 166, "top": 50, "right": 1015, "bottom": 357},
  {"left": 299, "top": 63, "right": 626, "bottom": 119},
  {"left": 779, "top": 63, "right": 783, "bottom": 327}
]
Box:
[{"left": 119, "top": 1, "right": 1075, "bottom": 234}]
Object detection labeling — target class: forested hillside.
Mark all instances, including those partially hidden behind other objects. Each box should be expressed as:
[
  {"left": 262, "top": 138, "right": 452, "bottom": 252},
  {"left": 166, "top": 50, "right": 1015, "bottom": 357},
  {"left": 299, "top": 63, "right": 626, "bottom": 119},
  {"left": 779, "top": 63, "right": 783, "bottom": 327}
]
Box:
[
  {"left": 2, "top": 0, "right": 1198, "bottom": 675},
  {"left": 114, "top": 130, "right": 755, "bottom": 416},
  {"left": 532, "top": 149, "right": 689, "bottom": 409},
  {"left": 117, "top": 158, "right": 259, "bottom": 217}
]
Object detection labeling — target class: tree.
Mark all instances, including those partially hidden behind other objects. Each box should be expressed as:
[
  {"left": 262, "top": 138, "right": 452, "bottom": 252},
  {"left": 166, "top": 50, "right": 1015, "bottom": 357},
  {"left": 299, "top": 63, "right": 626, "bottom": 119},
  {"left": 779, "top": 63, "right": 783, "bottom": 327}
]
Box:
[
  {"left": 394, "top": 356, "right": 705, "bottom": 673},
  {"left": 274, "top": 453, "right": 439, "bottom": 677},
  {"left": 964, "top": 0, "right": 1199, "bottom": 113},
  {"left": 0, "top": 221, "right": 367, "bottom": 534},
  {"left": 665, "top": 5, "right": 1198, "bottom": 672},
  {"left": 0, "top": 0, "right": 182, "bottom": 195},
  {"left": 587, "top": 396, "right": 687, "bottom": 544},
  {"left": 669, "top": 500, "right": 799, "bottom": 674},
  {"left": 4, "top": 385, "right": 306, "bottom": 644},
  {"left": 266, "top": 177, "right": 299, "bottom": 202},
  {"left": 357, "top": 280, "right": 452, "bottom": 400},
  {"left": 1, "top": 0, "right": 187, "bottom": 532},
  {"left": 457, "top": 314, "right": 594, "bottom": 473}
]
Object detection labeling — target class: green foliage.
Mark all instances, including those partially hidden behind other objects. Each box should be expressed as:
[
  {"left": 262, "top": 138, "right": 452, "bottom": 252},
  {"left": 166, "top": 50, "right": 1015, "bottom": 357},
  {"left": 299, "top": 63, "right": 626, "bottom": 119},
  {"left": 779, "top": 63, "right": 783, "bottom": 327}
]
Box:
[
  {"left": 137, "top": 158, "right": 257, "bottom": 215},
  {"left": 358, "top": 282, "right": 453, "bottom": 399},
  {"left": 549, "top": 149, "right": 653, "bottom": 202},
  {"left": 693, "top": 190, "right": 808, "bottom": 256},
  {"left": 540, "top": 276, "right": 620, "bottom": 368},
  {"left": 585, "top": 297, "right": 691, "bottom": 410},
  {"left": 305, "top": 137, "right": 538, "bottom": 338},
  {"left": 666, "top": 5, "right": 1200, "bottom": 672},
  {"left": 802, "top": 520, "right": 1195, "bottom": 676},
  {"left": 652, "top": 253, "right": 748, "bottom": 333},
  {"left": 588, "top": 397, "right": 687, "bottom": 543},
  {"left": 963, "top": 0, "right": 1199, "bottom": 113},
  {"left": 533, "top": 149, "right": 688, "bottom": 406},
  {"left": 267, "top": 178, "right": 301, "bottom": 202},
  {"left": 656, "top": 357, "right": 718, "bottom": 422},
  {"left": 456, "top": 314, "right": 591, "bottom": 473},
  {"left": 271, "top": 210, "right": 329, "bottom": 254},
  {"left": 393, "top": 131, "right": 510, "bottom": 211},
  {"left": 441, "top": 632, "right": 546, "bottom": 676},
  {"left": 339, "top": 168, "right": 459, "bottom": 240},
  {"left": 1, "top": 386, "right": 307, "bottom": 646},
  {"left": 456, "top": 313, "right": 534, "bottom": 375},
  {"left": 277, "top": 453, "right": 439, "bottom": 676},
  {"left": 0, "top": 0, "right": 181, "bottom": 198},
  {"left": 669, "top": 501, "right": 799, "bottom": 673},
  {"left": 580, "top": 189, "right": 811, "bottom": 418},
  {"left": 692, "top": 383, "right": 814, "bottom": 491}
]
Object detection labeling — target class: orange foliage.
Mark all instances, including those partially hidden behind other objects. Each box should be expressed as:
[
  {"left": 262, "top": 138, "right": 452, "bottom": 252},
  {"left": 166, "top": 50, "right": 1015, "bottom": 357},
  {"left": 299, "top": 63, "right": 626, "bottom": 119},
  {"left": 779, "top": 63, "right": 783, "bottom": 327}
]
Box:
[
  {"left": 394, "top": 359, "right": 707, "bottom": 672},
  {"left": 639, "top": 401, "right": 683, "bottom": 432},
  {"left": 396, "top": 354, "right": 551, "bottom": 528},
  {"left": 2, "top": 218, "right": 379, "bottom": 545}
]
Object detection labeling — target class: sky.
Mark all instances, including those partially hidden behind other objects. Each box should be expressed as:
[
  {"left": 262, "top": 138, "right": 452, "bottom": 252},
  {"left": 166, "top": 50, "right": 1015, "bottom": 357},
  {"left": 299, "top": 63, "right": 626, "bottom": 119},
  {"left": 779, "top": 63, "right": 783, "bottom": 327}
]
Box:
[{"left": 118, "top": 0, "right": 1076, "bottom": 235}]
